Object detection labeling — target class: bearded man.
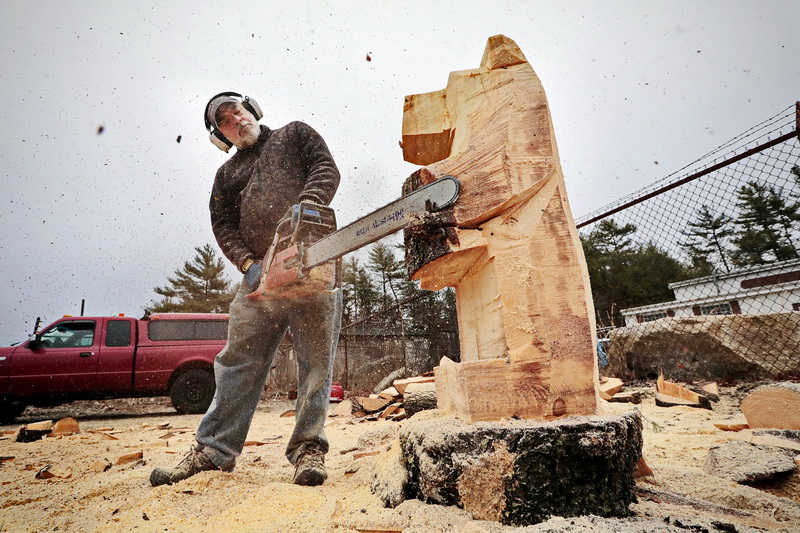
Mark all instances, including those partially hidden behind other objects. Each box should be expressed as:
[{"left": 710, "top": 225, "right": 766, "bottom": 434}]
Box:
[{"left": 150, "top": 92, "right": 342, "bottom": 487}]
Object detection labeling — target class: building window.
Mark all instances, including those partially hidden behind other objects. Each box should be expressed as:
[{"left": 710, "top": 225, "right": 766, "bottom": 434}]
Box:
[
  {"left": 700, "top": 302, "right": 732, "bottom": 316},
  {"left": 641, "top": 311, "right": 668, "bottom": 322}
]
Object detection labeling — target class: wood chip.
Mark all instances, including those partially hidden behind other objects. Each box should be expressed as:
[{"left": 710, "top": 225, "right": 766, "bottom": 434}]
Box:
[
  {"left": 351, "top": 397, "right": 392, "bottom": 414},
  {"left": 741, "top": 434, "right": 800, "bottom": 452},
  {"left": 714, "top": 422, "right": 749, "bottom": 432},
  {"left": 656, "top": 375, "right": 712, "bottom": 409},
  {"left": 599, "top": 377, "right": 624, "bottom": 397},
  {"left": 35, "top": 465, "right": 72, "bottom": 479},
  {"left": 393, "top": 376, "right": 435, "bottom": 396},
  {"left": 26, "top": 420, "right": 53, "bottom": 431},
  {"left": 90, "top": 460, "right": 112, "bottom": 473},
  {"left": 116, "top": 451, "right": 143, "bottom": 465},
  {"left": 51, "top": 417, "right": 80, "bottom": 436},
  {"left": 608, "top": 391, "right": 642, "bottom": 404},
  {"left": 377, "top": 386, "right": 400, "bottom": 400},
  {"left": 88, "top": 431, "right": 119, "bottom": 441},
  {"left": 280, "top": 409, "right": 296, "bottom": 418},
  {"left": 379, "top": 404, "right": 402, "bottom": 419},
  {"left": 353, "top": 451, "right": 382, "bottom": 459},
  {"left": 330, "top": 400, "right": 352, "bottom": 417},
  {"left": 655, "top": 392, "right": 710, "bottom": 409},
  {"left": 634, "top": 456, "right": 654, "bottom": 478}
]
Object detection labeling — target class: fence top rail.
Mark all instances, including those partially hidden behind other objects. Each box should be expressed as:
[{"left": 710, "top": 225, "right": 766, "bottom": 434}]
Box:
[{"left": 576, "top": 102, "right": 799, "bottom": 228}]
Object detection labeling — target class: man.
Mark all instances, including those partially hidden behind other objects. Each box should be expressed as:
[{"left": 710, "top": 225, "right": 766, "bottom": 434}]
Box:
[{"left": 150, "top": 92, "right": 342, "bottom": 487}]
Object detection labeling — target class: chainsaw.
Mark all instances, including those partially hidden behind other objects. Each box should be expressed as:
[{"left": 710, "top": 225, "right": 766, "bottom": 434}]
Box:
[{"left": 246, "top": 175, "right": 460, "bottom": 300}]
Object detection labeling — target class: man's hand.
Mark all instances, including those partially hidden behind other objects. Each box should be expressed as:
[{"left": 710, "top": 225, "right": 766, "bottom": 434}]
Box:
[{"left": 243, "top": 261, "right": 263, "bottom": 292}]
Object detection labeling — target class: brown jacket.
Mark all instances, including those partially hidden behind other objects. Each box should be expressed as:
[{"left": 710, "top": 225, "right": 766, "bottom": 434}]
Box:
[{"left": 209, "top": 122, "right": 340, "bottom": 271}]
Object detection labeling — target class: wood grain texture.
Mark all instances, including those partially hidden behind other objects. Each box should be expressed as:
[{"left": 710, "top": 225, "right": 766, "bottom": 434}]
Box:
[
  {"left": 740, "top": 382, "right": 800, "bottom": 430},
  {"left": 402, "top": 35, "right": 598, "bottom": 422}
]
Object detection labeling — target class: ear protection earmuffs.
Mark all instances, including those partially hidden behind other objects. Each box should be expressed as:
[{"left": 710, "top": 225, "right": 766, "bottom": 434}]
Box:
[{"left": 204, "top": 91, "right": 264, "bottom": 152}]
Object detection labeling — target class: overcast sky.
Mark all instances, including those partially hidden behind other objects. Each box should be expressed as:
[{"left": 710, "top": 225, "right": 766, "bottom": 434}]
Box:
[{"left": 1, "top": 1, "right": 798, "bottom": 342}]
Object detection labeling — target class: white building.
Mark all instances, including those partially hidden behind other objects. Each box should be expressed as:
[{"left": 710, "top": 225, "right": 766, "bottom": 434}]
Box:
[{"left": 620, "top": 258, "right": 800, "bottom": 325}]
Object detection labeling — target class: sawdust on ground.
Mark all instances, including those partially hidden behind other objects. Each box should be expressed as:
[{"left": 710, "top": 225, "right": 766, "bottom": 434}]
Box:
[{"left": 1, "top": 384, "right": 799, "bottom": 532}]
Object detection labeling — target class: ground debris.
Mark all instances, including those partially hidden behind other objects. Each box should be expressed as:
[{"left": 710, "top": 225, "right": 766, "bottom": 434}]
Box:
[
  {"left": 703, "top": 439, "right": 796, "bottom": 484},
  {"left": 116, "top": 451, "right": 143, "bottom": 465},
  {"left": 35, "top": 464, "right": 72, "bottom": 480}
]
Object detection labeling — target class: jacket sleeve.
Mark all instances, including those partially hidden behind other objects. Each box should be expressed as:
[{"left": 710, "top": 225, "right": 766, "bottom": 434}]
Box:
[
  {"left": 209, "top": 167, "right": 254, "bottom": 271},
  {"left": 293, "top": 122, "right": 340, "bottom": 205}
]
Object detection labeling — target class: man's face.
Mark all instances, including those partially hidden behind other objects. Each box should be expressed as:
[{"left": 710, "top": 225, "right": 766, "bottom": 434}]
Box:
[{"left": 216, "top": 103, "right": 260, "bottom": 149}]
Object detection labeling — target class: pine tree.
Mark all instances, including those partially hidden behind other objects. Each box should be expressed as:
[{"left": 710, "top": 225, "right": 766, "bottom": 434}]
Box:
[
  {"left": 586, "top": 219, "right": 637, "bottom": 254},
  {"left": 582, "top": 219, "right": 692, "bottom": 328},
  {"left": 149, "top": 244, "right": 236, "bottom": 313},
  {"left": 367, "top": 242, "right": 408, "bottom": 308},
  {"left": 372, "top": 242, "right": 461, "bottom": 367},
  {"left": 679, "top": 205, "right": 734, "bottom": 274},
  {"left": 731, "top": 181, "right": 798, "bottom": 266},
  {"left": 341, "top": 256, "right": 380, "bottom": 323}
]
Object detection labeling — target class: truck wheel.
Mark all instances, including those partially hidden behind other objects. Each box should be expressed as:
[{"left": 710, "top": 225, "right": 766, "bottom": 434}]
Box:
[
  {"left": 0, "top": 402, "right": 27, "bottom": 425},
  {"left": 170, "top": 369, "right": 215, "bottom": 414}
]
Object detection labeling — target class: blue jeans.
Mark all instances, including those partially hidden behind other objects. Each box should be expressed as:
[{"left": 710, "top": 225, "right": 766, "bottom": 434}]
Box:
[{"left": 196, "top": 283, "right": 342, "bottom": 470}]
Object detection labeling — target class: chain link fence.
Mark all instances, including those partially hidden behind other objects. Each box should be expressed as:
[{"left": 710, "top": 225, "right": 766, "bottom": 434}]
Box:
[{"left": 576, "top": 103, "right": 800, "bottom": 381}]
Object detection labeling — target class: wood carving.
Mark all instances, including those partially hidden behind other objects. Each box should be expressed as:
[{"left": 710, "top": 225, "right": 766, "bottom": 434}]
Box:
[{"left": 402, "top": 35, "right": 598, "bottom": 423}]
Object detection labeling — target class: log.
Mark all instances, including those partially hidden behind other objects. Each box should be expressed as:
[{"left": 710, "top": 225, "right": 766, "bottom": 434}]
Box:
[
  {"left": 403, "top": 382, "right": 437, "bottom": 417},
  {"left": 402, "top": 35, "right": 597, "bottom": 423},
  {"left": 740, "top": 382, "right": 800, "bottom": 430}
]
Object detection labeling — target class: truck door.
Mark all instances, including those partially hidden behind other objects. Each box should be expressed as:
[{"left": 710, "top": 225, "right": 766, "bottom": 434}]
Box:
[
  {"left": 95, "top": 317, "right": 137, "bottom": 391},
  {"left": 10, "top": 319, "right": 99, "bottom": 394}
]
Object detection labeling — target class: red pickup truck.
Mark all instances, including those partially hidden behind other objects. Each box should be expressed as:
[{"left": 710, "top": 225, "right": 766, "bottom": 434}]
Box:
[{"left": 0, "top": 313, "right": 228, "bottom": 424}]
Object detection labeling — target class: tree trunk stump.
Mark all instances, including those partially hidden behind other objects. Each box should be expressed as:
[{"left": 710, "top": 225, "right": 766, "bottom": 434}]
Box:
[{"left": 373, "top": 410, "right": 642, "bottom": 526}]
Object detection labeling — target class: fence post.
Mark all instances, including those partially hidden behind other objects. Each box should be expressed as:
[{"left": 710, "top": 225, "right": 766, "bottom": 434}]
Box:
[{"left": 796, "top": 101, "right": 799, "bottom": 140}]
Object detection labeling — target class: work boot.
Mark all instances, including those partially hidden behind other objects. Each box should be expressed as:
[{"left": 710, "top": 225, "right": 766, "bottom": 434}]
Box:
[
  {"left": 293, "top": 444, "right": 327, "bottom": 486},
  {"left": 150, "top": 445, "right": 223, "bottom": 487}
]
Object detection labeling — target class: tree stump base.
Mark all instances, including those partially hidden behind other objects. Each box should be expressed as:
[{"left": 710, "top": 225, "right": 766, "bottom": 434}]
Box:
[{"left": 375, "top": 410, "right": 642, "bottom": 526}]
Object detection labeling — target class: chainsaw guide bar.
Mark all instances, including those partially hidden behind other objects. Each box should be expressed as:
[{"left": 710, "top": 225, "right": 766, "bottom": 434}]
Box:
[{"left": 303, "top": 175, "right": 460, "bottom": 269}]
